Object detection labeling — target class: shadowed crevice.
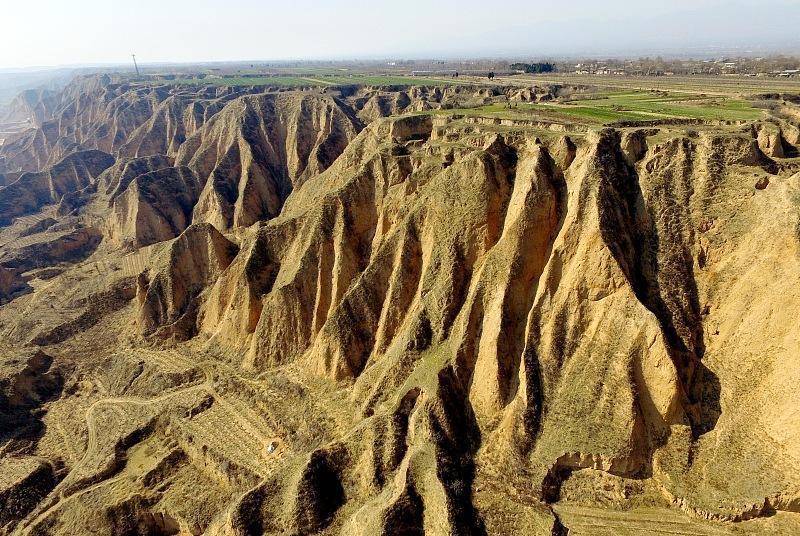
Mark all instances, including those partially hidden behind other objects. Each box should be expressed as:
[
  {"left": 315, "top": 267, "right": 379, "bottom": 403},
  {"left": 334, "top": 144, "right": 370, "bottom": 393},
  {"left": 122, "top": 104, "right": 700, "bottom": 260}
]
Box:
[{"left": 594, "top": 129, "right": 721, "bottom": 440}]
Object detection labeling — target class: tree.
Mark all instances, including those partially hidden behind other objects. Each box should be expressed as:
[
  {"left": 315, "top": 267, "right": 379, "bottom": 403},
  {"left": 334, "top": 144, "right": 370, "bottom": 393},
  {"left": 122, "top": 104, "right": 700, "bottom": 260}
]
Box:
[{"left": 510, "top": 62, "right": 555, "bottom": 74}]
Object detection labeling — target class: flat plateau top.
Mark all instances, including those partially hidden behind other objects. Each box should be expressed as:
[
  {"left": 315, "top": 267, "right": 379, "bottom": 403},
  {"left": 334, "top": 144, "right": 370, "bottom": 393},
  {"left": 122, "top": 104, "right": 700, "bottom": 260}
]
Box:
[{"left": 507, "top": 73, "right": 800, "bottom": 96}]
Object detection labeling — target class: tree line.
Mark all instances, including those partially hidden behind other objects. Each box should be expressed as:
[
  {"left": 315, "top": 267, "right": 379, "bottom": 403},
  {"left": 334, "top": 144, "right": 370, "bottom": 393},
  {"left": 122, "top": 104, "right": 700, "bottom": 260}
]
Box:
[{"left": 510, "top": 62, "right": 556, "bottom": 73}]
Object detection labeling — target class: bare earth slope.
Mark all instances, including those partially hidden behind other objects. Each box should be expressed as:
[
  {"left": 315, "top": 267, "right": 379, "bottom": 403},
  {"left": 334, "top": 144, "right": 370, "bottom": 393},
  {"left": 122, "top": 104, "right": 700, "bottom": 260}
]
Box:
[
  {"left": 176, "top": 91, "right": 363, "bottom": 230},
  {"left": 0, "top": 77, "right": 799, "bottom": 536}
]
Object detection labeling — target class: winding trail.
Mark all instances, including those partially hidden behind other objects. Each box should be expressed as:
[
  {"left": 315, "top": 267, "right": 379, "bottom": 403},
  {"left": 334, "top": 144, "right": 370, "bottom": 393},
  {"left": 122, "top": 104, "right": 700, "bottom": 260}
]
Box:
[
  {"left": 21, "top": 377, "right": 210, "bottom": 534},
  {"left": 21, "top": 358, "right": 285, "bottom": 534}
]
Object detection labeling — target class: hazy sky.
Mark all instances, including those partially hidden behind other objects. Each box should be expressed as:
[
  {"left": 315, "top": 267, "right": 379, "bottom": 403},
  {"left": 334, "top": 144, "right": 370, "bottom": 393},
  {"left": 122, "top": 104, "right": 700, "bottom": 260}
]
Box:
[{"left": 1, "top": 0, "right": 799, "bottom": 68}]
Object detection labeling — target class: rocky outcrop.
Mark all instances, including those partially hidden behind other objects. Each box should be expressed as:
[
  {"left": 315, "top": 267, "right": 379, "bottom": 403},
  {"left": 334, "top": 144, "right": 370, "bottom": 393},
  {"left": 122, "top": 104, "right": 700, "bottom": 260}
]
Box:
[
  {"left": 137, "top": 223, "right": 239, "bottom": 339},
  {"left": 2, "top": 79, "right": 800, "bottom": 535},
  {"left": 107, "top": 165, "right": 201, "bottom": 248},
  {"left": 135, "top": 114, "right": 798, "bottom": 532},
  {"left": 177, "top": 91, "right": 362, "bottom": 230},
  {"left": 0, "top": 149, "right": 113, "bottom": 225},
  {"left": 753, "top": 120, "right": 800, "bottom": 158}
]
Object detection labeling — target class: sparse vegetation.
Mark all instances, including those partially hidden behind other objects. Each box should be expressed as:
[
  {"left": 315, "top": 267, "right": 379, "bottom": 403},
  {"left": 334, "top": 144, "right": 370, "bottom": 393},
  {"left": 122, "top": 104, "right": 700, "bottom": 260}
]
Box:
[
  {"left": 168, "top": 74, "right": 458, "bottom": 88},
  {"left": 422, "top": 89, "right": 764, "bottom": 125},
  {"left": 1, "top": 68, "right": 800, "bottom": 536}
]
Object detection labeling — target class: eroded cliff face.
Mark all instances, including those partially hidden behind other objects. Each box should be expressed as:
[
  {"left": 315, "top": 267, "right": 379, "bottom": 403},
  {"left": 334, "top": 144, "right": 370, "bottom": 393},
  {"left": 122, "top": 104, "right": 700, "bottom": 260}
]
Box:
[
  {"left": 1, "top": 81, "right": 800, "bottom": 536},
  {"left": 0, "top": 92, "right": 363, "bottom": 255},
  {"left": 342, "top": 83, "right": 580, "bottom": 123},
  {"left": 176, "top": 92, "right": 363, "bottom": 230},
  {"left": 129, "top": 113, "right": 800, "bottom": 533},
  {"left": 137, "top": 222, "right": 240, "bottom": 340},
  {"left": 0, "top": 149, "right": 114, "bottom": 225},
  {"left": 106, "top": 165, "right": 202, "bottom": 248},
  {"left": 0, "top": 76, "right": 265, "bottom": 173}
]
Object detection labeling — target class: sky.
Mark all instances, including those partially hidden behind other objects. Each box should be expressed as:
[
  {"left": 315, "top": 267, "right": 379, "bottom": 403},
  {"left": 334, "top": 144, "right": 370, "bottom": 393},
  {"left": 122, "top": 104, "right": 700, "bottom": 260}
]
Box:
[{"left": 1, "top": 0, "right": 799, "bottom": 69}]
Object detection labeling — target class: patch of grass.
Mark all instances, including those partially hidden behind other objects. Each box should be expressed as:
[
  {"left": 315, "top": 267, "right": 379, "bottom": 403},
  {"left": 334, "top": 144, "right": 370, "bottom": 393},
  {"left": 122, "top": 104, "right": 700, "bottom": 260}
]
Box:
[
  {"left": 533, "top": 104, "right": 653, "bottom": 123},
  {"left": 169, "top": 76, "right": 317, "bottom": 87},
  {"left": 531, "top": 91, "right": 764, "bottom": 124},
  {"left": 310, "top": 75, "right": 458, "bottom": 86},
  {"left": 165, "top": 75, "right": 456, "bottom": 88},
  {"left": 422, "top": 90, "right": 764, "bottom": 125},
  {"left": 513, "top": 73, "right": 800, "bottom": 97}
]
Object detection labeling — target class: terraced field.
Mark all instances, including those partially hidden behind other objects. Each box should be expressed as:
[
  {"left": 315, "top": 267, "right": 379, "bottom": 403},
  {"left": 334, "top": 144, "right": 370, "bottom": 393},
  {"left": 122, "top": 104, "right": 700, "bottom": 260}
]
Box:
[
  {"left": 305, "top": 74, "right": 458, "bottom": 86},
  {"left": 0, "top": 211, "right": 56, "bottom": 248},
  {"left": 554, "top": 505, "right": 800, "bottom": 535}
]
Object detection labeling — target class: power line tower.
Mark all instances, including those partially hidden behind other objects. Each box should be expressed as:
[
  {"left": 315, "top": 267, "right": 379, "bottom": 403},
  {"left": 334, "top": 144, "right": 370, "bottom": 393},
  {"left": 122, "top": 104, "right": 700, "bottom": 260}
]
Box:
[{"left": 132, "top": 54, "right": 140, "bottom": 77}]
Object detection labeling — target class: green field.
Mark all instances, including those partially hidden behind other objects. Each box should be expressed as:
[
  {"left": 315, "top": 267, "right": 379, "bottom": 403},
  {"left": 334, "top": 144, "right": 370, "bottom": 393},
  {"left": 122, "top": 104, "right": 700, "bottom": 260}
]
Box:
[
  {"left": 432, "top": 90, "right": 764, "bottom": 125},
  {"left": 512, "top": 73, "right": 800, "bottom": 97},
  {"left": 537, "top": 91, "right": 763, "bottom": 122},
  {"left": 168, "top": 74, "right": 456, "bottom": 88},
  {"left": 163, "top": 76, "right": 765, "bottom": 125},
  {"left": 170, "top": 76, "right": 323, "bottom": 87},
  {"left": 308, "top": 74, "right": 458, "bottom": 86}
]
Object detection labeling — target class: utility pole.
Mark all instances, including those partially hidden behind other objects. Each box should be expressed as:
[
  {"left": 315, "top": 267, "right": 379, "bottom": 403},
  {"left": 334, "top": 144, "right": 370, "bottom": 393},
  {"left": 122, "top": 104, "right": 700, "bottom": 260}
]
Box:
[{"left": 132, "top": 54, "right": 140, "bottom": 77}]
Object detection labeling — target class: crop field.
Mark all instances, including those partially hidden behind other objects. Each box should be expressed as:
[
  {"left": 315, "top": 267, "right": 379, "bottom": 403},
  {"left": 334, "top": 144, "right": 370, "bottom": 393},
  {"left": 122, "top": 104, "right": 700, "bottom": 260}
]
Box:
[
  {"left": 169, "top": 74, "right": 456, "bottom": 87},
  {"left": 531, "top": 91, "right": 763, "bottom": 123},
  {"left": 508, "top": 73, "right": 800, "bottom": 96},
  {"left": 310, "top": 74, "right": 458, "bottom": 85},
  {"left": 170, "top": 76, "right": 323, "bottom": 87},
  {"left": 433, "top": 89, "right": 765, "bottom": 125}
]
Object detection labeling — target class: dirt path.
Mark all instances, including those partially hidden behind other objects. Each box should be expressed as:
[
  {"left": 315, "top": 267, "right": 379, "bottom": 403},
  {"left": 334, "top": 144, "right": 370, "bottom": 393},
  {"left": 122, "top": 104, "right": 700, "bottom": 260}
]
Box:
[
  {"left": 21, "top": 379, "right": 211, "bottom": 533},
  {"left": 20, "top": 357, "right": 291, "bottom": 533}
]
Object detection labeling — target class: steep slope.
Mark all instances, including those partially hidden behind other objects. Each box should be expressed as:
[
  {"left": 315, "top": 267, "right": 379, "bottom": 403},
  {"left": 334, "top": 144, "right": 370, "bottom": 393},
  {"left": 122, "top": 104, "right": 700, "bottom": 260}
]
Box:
[
  {"left": 0, "top": 76, "right": 264, "bottom": 174},
  {"left": 117, "top": 89, "right": 261, "bottom": 159},
  {"left": 0, "top": 78, "right": 166, "bottom": 172},
  {"left": 0, "top": 149, "right": 114, "bottom": 225},
  {"left": 176, "top": 91, "right": 362, "bottom": 229},
  {"left": 126, "top": 115, "right": 799, "bottom": 533},
  {"left": 137, "top": 222, "right": 239, "bottom": 339},
  {"left": 1, "top": 80, "right": 800, "bottom": 536},
  {"left": 0, "top": 88, "right": 363, "bottom": 255},
  {"left": 1, "top": 88, "right": 62, "bottom": 126},
  {"left": 106, "top": 166, "right": 201, "bottom": 248},
  {"left": 96, "top": 154, "right": 174, "bottom": 199}
]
